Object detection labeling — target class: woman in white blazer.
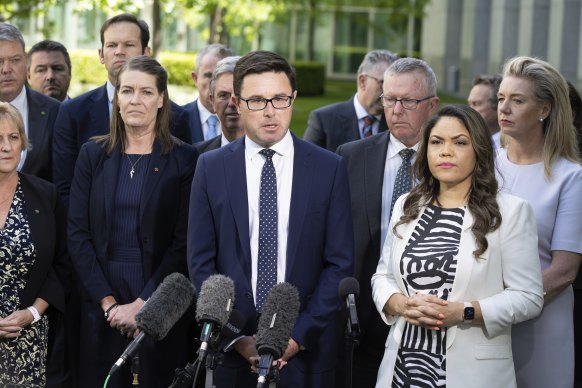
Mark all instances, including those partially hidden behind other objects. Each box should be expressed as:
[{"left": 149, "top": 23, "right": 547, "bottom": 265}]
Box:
[{"left": 372, "top": 105, "right": 544, "bottom": 388}]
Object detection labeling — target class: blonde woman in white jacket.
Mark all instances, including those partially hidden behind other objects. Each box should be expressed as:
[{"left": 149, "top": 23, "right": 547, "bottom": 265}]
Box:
[{"left": 372, "top": 105, "right": 543, "bottom": 388}]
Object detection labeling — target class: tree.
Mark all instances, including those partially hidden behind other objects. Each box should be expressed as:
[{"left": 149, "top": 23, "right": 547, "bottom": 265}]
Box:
[{"left": 0, "top": 0, "right": 65, "bottom": 22}]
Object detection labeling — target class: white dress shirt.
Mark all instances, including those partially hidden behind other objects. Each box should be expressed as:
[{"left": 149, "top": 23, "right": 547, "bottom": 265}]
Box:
[
  {"left": 197, "top": 99, "right": 221, "bottom": 140},
  {"left": 10, "top": 87, "right": 29, "bottom": 171},
  {"left": 245, "top": 130, "right": 294, "bottom": 304},
  {"left": 380, "top": 135, "right": 419, "bottom": 249},
  {"left": 106, "top": 80, "right": 115, "bottom": 118}
]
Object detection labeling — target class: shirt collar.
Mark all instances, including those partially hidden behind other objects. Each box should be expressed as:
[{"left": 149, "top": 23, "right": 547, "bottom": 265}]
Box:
[
  {"left": 9, "top": 86, "right": 27, "bottom": 111},
  {"left": 197, "top": 99, "right": 214, "bottom": 122},
  {"left": 353, "top": 93, "right": 381, "bottom": 121},
  {"left": 245, "top": 129, "right": 293, "bottom": 159},
  {"left": 106, "top": 80, "right": 115, "bottom": 103},
  {"left": 388, "top": 134, "right": 419, "bottom": 159}
]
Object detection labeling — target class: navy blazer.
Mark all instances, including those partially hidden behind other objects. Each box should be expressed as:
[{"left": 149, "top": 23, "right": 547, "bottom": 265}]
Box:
[
  {"left": 21, "top": 86, "right": 60, "bottom": 182},
  {"left": 336, "top": 132, "right": 391, "bottom": 370},
  {"left": 67, "top": 139, "right": 198, "bottom": 304},
  {"left": 303, "top": 97, "right": 388, "bottom": 152},
  {"left": 188, "top": 134, "right": 354, "bottom": 380},
  {"left": 18, "top": 173, "right": 69, "bottom": 312},
  {"left": 53, "top": 84, "right": 193, "bottom": 206},
  {"left": 182, "top": 100, "right": 204, "bottom": 143}
]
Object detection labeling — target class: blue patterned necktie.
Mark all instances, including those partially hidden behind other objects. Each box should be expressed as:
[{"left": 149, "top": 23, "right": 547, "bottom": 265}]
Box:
[
  {"left": 390, "top": 148, "right": 415, "bottom": 218},
  {"left": 207, "top": 115, "right": 218, "bottom": 139},
  {"left": 362, "top": 115, "right": 376, "bottom": 138},
  {"left": 256, "top": 149, "right": 278, "bottom": 312}
]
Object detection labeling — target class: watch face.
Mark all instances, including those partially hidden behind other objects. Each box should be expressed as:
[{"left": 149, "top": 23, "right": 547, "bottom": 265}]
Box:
[{"left": 464, "top": 307, "right": 475, "bottom": 321}]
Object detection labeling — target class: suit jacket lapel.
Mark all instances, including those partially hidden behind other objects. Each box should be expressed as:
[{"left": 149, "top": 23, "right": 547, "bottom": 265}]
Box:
[
  {"left": 343, "top": 98, "right": 360, "bottom": 142},
  {"left": 140, "top": 142, "right": 167, "bottom": 221},
  {"left": 103, "top": 144, "right": 122, "bottom": 238},
  {"left": 90, "top": 84, "right": 111, "bottom": 137},
  {"left": 365, "top": 132, "right": 390, "bottom": 254},
  {"left": 224, "top": 139, "right": 252, "bottom": 278},
  {"left": 286, "top": 135, "right": 312, "bottom": 276}
]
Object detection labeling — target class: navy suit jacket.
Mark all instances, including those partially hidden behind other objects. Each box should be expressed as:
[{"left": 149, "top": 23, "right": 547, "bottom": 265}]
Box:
[
  {"left": 19, "top": 173, "right": 69, "bottom": 312},
  {"left": 182, "top": 100, "right": 204, "bottom": 143},
  {"left": 21, "top": 86, "right": 60, "bottom": 182},
  {"left": 68, "top": 139, "right": 198, "bottom": 303},
  {"left": 53, "top": 84, "right": 192, "bottom": 206},
  {"left": 336, "top": 132, "right": 390, "bottom": 362},
  {"left": 188, "top": 134, "right": 354, "bottom": 383},
  {"left": 303, "top": 97, "right": 388, "bottom": 152}
]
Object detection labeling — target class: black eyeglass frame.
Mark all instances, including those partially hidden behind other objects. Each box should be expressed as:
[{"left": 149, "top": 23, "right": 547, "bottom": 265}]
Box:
[
  {"left": 238, "top": 95, "right": 294, "bottom": 111},
  {"left": 379, "top": 95, "right": 434, "bottom": 110}
]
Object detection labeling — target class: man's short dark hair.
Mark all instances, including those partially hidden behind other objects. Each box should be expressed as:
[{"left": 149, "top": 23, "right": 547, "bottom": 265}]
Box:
[
  {"left": 233, "top": 51, "right": 296, "bottom": 97},
  {"left": 100, "top": 13, "right": 149, "bottom": 53},
  {"left": 472, "top": 74, "right": 502, "bottom": 105},
  {"left": 27, "top": 40, "right": 72, "bottom": 73}
]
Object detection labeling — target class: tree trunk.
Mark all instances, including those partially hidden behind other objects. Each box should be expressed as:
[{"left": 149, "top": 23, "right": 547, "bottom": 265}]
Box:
[
  {"left": 306, "top": 0, "right": 316, "bottom": 61},
  {"left": 152, "top": 0, "right": 162, "bottom": 58}
]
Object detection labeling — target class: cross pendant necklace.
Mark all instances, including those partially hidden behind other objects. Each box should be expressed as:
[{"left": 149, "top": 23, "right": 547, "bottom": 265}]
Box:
[{"left": 126, "top": 154, "right": 145, "bottom": 179}]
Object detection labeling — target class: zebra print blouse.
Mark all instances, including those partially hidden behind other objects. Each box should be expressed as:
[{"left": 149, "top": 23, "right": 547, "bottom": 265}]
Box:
[{"left": 391, "top": 205, "right": 465, "bottom": 388}]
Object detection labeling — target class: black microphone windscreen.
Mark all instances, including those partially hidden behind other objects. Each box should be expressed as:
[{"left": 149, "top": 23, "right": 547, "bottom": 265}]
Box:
[
  {"left": 221, "top": 309, "right": 246, "bottom": 340},
  {"left": 135, "top": 273, "right": 196, "bottom": 341},
  {"left": 256, "top": 283, "right": 300, "bottom": 359},
  {"left": 196, "top": 274, "right": 235, "bottom": 326},
  {"left": 338, "top": 277, "right": 360, "bottom": 299}
]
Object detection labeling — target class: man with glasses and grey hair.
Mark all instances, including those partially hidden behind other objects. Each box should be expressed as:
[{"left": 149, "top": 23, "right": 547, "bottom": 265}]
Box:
[
  {"left": 195, "top": 56, "right": 243, "bottom": 153},
  {"left": 304, "top": 49, "right": 398, "bottom": 151},
  {"left": 336, "top": 57, "right": 439, "bottom": 388}
]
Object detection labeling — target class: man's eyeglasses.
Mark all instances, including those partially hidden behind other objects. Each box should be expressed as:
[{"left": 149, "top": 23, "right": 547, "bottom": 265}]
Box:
[
  {"left": 379, "top": 95, "right": 434, "bottom": 110},
  {"left": 238, "top": 96, "right": 294, "bottom": 111},
  {"left": 363, "top": 74, "right": 383, "bottom": 86}
]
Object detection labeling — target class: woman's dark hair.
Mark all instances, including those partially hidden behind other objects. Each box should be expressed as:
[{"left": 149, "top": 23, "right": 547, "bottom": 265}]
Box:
[
  {"left": 394, "top": 104, "right": 502, "bottom": 258},
  {"left": 95, "top": 55, "right": 177, "bottom": 154}
]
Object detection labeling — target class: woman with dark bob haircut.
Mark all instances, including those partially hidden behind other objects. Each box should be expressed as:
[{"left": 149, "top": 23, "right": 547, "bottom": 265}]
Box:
[
  {"left": 372, "top": 104, "right": 543, "bottom": 388},
  {"left": 68, "top": 55, "right": 198, "bottom": 388}
]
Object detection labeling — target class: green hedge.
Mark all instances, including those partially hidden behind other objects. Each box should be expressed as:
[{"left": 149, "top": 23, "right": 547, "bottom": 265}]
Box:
[
  {"left": 292, "top": 61, "right": 326, "bottom": 97},
  {"left": 70, "top": 50, "right": 196, "bottom": 87},
  {"left": 69, "top": 51, "right": 326, "bottom": 96}
]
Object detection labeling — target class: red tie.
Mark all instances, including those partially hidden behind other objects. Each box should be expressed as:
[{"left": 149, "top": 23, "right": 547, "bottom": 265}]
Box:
[{"left": 363, "top": 115, "right": 376, "bottom": 138}]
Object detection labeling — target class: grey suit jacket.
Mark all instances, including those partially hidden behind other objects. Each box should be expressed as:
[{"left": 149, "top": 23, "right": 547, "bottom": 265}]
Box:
[
  {"left": 304, "top": 97, "right": 388, "bottom": 152},
  {"left": 22, "top": 86, "right": 61, "bottom": 181},
  {"left": 194, "top": 134, "right": 221, "bottom": 154}
]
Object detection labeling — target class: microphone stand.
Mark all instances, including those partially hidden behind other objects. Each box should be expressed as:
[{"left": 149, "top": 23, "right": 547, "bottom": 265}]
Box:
[
  {"left": 344, "top": 295, "right": 360, "bottom": 388},
  {"left": 131, "top": 354, "right": 140, "bottom": 387}
]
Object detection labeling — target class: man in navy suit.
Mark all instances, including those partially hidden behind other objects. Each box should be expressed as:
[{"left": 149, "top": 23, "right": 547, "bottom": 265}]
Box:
[
  {"left": 0, "top": 23, "right": 60, "bottom": 182},
  {"left": 194, "top": 55, "right": 244, "bottom": 154},
  {"left": 52, "top": 13, "right": 191, "bottom": 205},
  {"left": 183, "top": 43, "right": 234, "bottom": 143},
  {"left": 336, "top": 58, "right": 439, "bottom": 388},
  {"left": 303, "top": 50, "right": 398, "bottom": 152},
  {"left": 188, "top": 51, "right": 354, "bottom": 388}
]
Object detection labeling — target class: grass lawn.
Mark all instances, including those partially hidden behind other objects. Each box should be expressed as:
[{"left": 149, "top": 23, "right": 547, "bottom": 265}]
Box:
[{"left": 290, "top": 79, "right": 466, "bottom": 138}]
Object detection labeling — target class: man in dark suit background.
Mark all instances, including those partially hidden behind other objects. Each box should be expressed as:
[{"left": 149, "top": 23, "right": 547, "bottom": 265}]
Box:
[
  {"left": 195, "top": 55, "right": 244, "bottom": 154},
  {"left": 336, "top": 57, "right": 439, "bottom": 388},
  {"left": 303, "top": 50, "right": 398, "bottom": 152},
  {"left": 52, "top": 13, "right": 191, "bottom": 206},
  {"left": 188, "top": 50, "right": 354, "bottom": 388},
  {"left": 0, "top": 23, "right": 60, "bottom": 182},
  {"left": 184, "top": 43, "right": 235, "bottom": 143}
]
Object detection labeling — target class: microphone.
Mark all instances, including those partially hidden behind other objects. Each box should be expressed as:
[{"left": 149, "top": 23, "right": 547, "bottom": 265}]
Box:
[
  {"left": 255, "top": 282, "right": 300, "bottom": 388},
  {"left": 196, "top": 274, "right": 235, "bottom": 361},
  {"left": 108, "top": 273, "right": 196, "bottom": 376},
  {"left": 168, "top": 310, "right": 246, "bottom": 388},
  {"left": 219, "top": 309, "right": 247, "bottom": 353},
  {"left": 338, "top": 277, "right": 360, "bottom": 337}
]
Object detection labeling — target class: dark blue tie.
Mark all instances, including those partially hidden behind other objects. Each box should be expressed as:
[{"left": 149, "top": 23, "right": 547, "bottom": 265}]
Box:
[
  {"left": 390, "top": 148, "right": 415, "bottom": 218},
  {"left": 256, "top": 149, "right": 277, "bottom": 312}
]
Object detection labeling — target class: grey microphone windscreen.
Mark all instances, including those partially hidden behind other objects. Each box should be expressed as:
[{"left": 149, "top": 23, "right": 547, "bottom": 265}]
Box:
[
  {"left": 196, "top": 274, "right": 235, "bottom": 327},
  {"left": 135, "top": 273, "right": 197, "bottom": 341},
  {"left": 256, "top": 282, "right": 300, "bottom": 359},
  {"left": 338, "top": 277, "right": 360, "bottom": 299}
]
